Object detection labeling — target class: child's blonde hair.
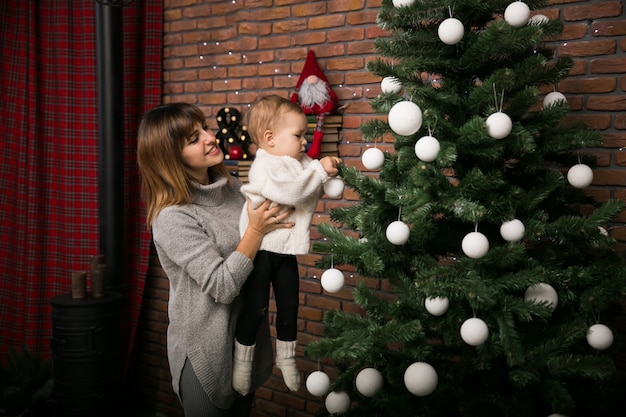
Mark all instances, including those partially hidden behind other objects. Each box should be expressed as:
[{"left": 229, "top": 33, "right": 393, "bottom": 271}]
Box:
[{"left": 245, "top": 95, "right": 305, "bottom": 145}]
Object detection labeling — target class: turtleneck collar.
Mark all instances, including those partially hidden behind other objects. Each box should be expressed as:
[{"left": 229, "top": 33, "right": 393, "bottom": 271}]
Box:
[{"left": 191, "top": 174, "right": 229, "bottom": 207}]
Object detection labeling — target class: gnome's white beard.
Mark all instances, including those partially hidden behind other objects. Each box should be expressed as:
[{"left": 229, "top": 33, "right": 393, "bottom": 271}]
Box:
[{"left": 298, "top": 80, "right": 331, "bottom": 108}]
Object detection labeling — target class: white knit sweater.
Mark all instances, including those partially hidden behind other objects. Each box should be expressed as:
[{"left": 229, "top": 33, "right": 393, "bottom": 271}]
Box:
[{"left": 239, "top": 148, "right": 329, "bottom": 255}]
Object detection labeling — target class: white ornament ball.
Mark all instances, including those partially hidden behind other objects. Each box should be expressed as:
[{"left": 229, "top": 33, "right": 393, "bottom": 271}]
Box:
[
  {"left": 599, "top": 226, "right": 609, "bottom": 236},
  {"left": 388, "top": 101, "right": 423, "bottom": 136},
  {"left": 524, "top": 283, "right": 558, "bottom": 310},
  {"left": 362, "top": 147, "right": 385, "bottom": 170},
  {"left": 486, "top": 112, "right": 513, "bottom": 139},
  {"left": 461, "top": 231, "right": 489, "bottom": 259},
  {"left": 381, "top": 76, "right": 402, "bottom": 94},
  {"left": 586, "top": 323, "right": 614, "bottom": 350},
  {"left": 324, "top": 177, "right": 344, "bottom": 198},
  {"left": 548, "top": 414, "right": 568, "bottom": 417},
  {"left": 504, "top": 1, "right": 531, "bottom": 28},
  {"left": 325, "top": 391, "right": 351, "bottom": 415},
  {"left": 438, "top": 17, "right": 465, "bottom": 45},
  {"left": 306, "top": 371, "right": 331, "bottom": 396},
  {"left": 529, "top": 14, "right": 549, "bottom": 25},
  {"left": 404, "top": 362, "right": 438, "bottom": 396},
  {"left": 500, "top": 219, "right": 525, "bottom": 242},
  {"left": 355, "top": 368, "right": 384, "bottom": 397},
  {"left": 414, "top": 135, "right": 441, "bottom": 162},
  {"left": 425, "top": 296, "right": 449, "bottom": 316},
  {"left": 321, "top": 268, "right": 345, "bottom": 293},
  {"left": 392, "top": 0, "right": 415, "bottom": 7},
  {"left": 460, "top": 317, "right": 489, "bottom": 346},
  {"left": 386, "top": 220, "right": 410, "bottom": 245},
  {"left": 567, "top": 163, "right": 593, "bottom": 189},
  {"left": 543, "top": 91, "right": 566, "bottom": 108}
]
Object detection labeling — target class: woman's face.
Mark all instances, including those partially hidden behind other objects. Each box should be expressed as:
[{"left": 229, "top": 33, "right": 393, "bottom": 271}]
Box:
[{"left": 181, "top": 122, "right": 223, "bottom": 184}]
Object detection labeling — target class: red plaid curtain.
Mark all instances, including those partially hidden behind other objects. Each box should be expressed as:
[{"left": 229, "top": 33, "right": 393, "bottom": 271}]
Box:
[{"left": 0, "top": 0, "right": 162, "bottom": 370}]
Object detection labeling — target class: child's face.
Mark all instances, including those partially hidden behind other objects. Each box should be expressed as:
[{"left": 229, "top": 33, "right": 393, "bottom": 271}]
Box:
[{"left": 267, "top": 110, "right": 308, "bottom": 160}]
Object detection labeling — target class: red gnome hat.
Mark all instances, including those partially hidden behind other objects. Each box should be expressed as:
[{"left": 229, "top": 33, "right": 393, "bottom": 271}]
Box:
[{"left": 291, "top": 50, "right": 339, "bottom": 159}]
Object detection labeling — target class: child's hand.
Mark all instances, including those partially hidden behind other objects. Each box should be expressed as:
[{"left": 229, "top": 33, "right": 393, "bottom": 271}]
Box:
[{"left": 320, "top": 156, "right": 342, "bottom": 177}]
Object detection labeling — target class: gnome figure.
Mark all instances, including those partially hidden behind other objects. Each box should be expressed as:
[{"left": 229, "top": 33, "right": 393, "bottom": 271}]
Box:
[{"left": 290, "top": 50, "right": 339, "bottom": 159}]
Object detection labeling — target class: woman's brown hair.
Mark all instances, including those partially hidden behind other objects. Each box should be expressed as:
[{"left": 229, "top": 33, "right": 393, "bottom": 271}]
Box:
[{"left": 137, "top": 103, "right": 232, "bottom": 228}]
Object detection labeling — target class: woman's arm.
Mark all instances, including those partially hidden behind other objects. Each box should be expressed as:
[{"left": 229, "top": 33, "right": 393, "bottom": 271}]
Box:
[{"left": 152, "top": 200, "right": 291, "bottom": 304}]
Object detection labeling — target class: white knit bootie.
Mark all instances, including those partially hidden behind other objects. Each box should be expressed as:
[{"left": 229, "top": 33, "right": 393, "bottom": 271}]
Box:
[
  {"left": 276, "top": 339, "right": 300, "bottom": 391},
  {"left": 232, "top": 340, "right": 255, "bottom": 395}
]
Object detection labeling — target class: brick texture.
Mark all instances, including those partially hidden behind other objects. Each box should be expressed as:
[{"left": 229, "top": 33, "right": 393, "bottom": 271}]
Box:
[{"left": 130, "top": 1, "right": 626, "bottom": 416}]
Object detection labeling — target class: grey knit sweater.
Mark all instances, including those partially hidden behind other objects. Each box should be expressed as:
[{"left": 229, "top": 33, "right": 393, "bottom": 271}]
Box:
[{"left": 152, "top": 173, "right": 273, "bottom": 408}]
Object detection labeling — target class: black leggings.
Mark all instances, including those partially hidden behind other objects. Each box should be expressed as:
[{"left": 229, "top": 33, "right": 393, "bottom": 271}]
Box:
[
  {"left": 236, "top": 250, "right": 299, "bottom": 345},
  {"left": 180, "top": 358, "right": 255, "bottom": 417}
]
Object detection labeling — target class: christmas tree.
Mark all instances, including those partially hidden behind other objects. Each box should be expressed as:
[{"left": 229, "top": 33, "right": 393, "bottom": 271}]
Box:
[{"left": 305, "top": 1, "right": 626, "bottom": 416}]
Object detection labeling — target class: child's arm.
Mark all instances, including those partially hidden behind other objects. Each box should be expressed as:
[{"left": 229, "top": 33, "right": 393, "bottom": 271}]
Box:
[{"left": 260, "top": 158, "right": 334, "bottom": 206}]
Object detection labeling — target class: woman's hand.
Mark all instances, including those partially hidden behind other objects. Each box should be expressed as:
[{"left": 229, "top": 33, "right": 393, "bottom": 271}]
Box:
[
  {"left": 237, "top": 199, "right": 294, "bottom": 261},
  {"left": 246, "top": 199, "right": 294, "bottom": 236}
]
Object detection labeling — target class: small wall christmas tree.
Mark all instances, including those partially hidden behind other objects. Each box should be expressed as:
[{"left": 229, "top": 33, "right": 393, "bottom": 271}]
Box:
[
  {"left": 215, "top": 107, "right": 255, "bottom": 161},
  {"left": 306, "top": 1, "right": 626, "bottom": 416}
]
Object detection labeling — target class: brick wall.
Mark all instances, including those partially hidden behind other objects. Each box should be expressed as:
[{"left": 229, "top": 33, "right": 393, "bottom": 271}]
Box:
[{"left": 129, "top": 1, "right": 626, "bottom": 416}]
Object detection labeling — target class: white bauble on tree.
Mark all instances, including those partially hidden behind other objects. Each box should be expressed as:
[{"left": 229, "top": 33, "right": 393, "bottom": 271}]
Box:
[
  {"left": 548, "top": 414, "right": 568, "bottom": 417},
  {"left": 460, "top": 317, "right": 489, "bottom": 346},
  {"left": 543, "top": 91, "right": 566, "bottom": 108},
  {"left": 321, "top": 268, "right": 345, "bottom": 293},
  {"left": 404, "top": 362, "right": 438, "bottom": 396},
  {"left": 362, "top": 147, "right": 385, "bottom": 170},
  {"left": 392, "top": 0, "right": 415, "bottom": 7},
  {"left": 529, "top": 14, "right": 549, "bottom": 25},
  {"left": 325, "top": 391, "right": 351, "bottom": 415},
  {"left": 425, "top": 296, "right": 449, "bottom": 316},
  {"left": 414, "top": 135, "right": 440, "bottom": 162},
  {"left": 500, "top": 219, "right": 525, "bottom": 242},
  {"left": 586, "top": 323, "right": 614, "bottom": 350},
  {"left": 504, "top": 1, "right": 530, "bottom": 27},
  {"left": 461, "top": 231, "right": 489, "bottom": 259},
  {"left": 486, "top": 112, "right": 513, "bottom": 139},
  {"left": 567, "top": 163, "right": 593, "bottom": 189},
  {"left": 524, "top": 283, "right": 558, "bottom": 310},
  {"left": 355, "top": 368, "right": 384, "bottom": 397},
  {"left": 438, "top": 17, "right": 465, "bottom": 45},
  {"left": 386, "top": 220, "right": 410, "bottom": 245},
  {"left": 324, "top": 177, "right": 344, "bottom": 198},
  {"left": 306, "top": 371, "right": 331, "bottom": 396},
  {"left": 388, "top": 101, "right": 423, "bottom": 136},
  {"left": 381, "top": 76, "right": 402, "bottom": 94}
]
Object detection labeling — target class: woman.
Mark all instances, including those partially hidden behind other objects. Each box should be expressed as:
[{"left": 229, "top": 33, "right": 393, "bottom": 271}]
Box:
[{"left": 137, "top": 102, "right": 294, "bottom": 417}]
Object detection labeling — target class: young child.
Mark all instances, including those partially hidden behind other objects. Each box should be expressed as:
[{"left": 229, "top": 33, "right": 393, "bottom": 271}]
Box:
[{"left": 233, "top": 95, "right": 342, "bottom": 395}]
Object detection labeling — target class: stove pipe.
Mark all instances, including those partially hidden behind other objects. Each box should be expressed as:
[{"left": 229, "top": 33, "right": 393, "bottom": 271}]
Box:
[{"left": 95, "top": 1, "right": 125, "bottom": 289}]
